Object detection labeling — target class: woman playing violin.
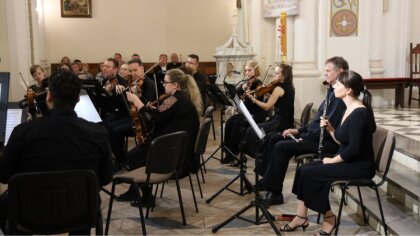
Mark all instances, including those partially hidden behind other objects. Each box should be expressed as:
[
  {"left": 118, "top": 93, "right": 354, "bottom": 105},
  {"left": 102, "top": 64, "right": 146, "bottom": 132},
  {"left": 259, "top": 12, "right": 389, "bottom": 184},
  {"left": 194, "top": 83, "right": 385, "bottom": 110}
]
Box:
[
  {"left": 242, "top": 63, "right": 295, "bottom": 158},
  {"left": 116, "top": 68, "right": 202, "bottom": 206},
  {"left": 223, "top": 60, "right": 267, "bottom": 164}
]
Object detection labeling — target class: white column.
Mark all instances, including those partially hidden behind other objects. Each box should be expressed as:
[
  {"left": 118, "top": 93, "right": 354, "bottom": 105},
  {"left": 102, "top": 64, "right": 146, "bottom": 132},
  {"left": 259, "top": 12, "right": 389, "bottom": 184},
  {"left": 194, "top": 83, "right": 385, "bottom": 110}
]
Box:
[
  {"left": 292, "top": 0, "right": 321, "bottom": 118},
  {"left": 292, "top": 0, "right": 319, "bottom": 78},
  {"left": 369, "top": 0, "right": 385, "bottom": 77},
  {"left": 6, "top": 0, "right": 32, "bottom": 102}
]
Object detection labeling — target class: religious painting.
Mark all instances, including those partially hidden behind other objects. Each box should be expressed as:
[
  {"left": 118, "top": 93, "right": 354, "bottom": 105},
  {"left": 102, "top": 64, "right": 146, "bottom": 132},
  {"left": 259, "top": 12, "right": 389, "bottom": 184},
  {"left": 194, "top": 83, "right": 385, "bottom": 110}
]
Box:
[
  {"left": 263, "top": 0, "right": 299, "bottom": 18},
  {"left": 61, "top": 0, "right": 92, "bottom": 18},
  {"left": 330, "top": 0, "right": 359, "bottom": 37}
]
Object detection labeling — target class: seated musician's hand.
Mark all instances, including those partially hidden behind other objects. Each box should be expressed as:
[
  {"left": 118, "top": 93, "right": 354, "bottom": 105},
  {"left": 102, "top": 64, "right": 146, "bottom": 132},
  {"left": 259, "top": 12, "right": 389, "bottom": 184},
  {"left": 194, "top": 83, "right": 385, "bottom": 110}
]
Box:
[
  {"left": 320, "top": 117, "right": 334, "bottom": 133},
  {"left": 126, "top": 92, "right": 144, "bottom": 110},
  {"left": 115, "top": 85, "right": 125, "bottom": 95},
  {"left": 322, "top": 157, "right": 334, "bottom": 164},
  {"left": 282, "top": 128, "right": 298, "bottom": 138},
  {"left": 146, "top": 102, "right": 157, "bottom": 110},
  {"left": 104, "top": 83, "right": 113, "bottom": 93}
]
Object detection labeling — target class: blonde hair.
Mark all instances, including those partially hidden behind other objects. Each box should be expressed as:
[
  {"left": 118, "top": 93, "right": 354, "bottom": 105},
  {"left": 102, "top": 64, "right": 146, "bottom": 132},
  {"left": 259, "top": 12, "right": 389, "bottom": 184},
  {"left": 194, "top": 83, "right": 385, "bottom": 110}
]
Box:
[
  {"left": 166, "top": 69, "right": 203, "bottom": 115},
  {"left": 245, "top": 60, "right": 261, "bottom": 77}
]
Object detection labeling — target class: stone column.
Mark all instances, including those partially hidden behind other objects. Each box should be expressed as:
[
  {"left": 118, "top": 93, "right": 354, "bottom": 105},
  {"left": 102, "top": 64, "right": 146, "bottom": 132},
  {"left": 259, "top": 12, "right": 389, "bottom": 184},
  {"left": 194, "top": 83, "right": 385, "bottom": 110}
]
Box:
[
  {"left": 369, "top": 0, "right": 385, "bottom": 77},
  {"left": 6, "top": 0, "right": 32, "bottom": 101},
  {"left": 292, "top": 0, "right": 321, "bottom": 116}
]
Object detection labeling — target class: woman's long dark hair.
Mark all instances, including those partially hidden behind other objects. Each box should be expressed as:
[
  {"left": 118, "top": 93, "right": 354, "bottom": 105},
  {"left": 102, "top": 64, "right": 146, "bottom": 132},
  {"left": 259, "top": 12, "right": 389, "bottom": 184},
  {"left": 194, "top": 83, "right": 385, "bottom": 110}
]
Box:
[{"left": 337, "top": 70, "right": 376, "bottom": 132}]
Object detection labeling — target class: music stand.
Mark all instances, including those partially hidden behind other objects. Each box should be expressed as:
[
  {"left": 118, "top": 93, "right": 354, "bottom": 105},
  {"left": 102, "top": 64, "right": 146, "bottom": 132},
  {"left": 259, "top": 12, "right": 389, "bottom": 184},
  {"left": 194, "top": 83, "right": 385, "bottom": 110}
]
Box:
[
  {"left": 201, "top": 84, "right": 236, "bottom": 165},
  {"left": 211, "top": 88, "right": 281, "bottom": 235},
  {"left": 206, "top": 86, "right": 265, "bottom": 203}
]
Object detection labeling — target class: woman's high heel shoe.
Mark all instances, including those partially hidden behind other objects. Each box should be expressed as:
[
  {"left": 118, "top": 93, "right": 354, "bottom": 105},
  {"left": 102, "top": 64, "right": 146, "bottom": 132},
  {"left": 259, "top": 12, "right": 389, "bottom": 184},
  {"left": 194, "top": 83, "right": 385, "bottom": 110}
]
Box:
[
  {"left": 280, "top": 215, "right": 309, "bottom": 232},
  {"left": 316, "top": 214, "right": 336, "bottom": 236}
]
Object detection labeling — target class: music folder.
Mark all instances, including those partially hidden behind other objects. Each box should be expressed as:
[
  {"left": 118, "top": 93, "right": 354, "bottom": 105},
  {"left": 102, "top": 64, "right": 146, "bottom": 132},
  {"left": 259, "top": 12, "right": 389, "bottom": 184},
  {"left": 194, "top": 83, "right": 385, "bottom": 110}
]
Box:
[{"left": 74, "top": 90, "right": 102, "bottom": 123}]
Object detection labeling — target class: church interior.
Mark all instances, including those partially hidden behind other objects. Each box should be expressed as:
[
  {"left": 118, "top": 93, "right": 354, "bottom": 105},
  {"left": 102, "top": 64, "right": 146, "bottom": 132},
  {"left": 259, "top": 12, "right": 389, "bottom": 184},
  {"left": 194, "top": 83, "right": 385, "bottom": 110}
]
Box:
[{"left": 1, "top": 0, "right": 420, "bottom": 235}]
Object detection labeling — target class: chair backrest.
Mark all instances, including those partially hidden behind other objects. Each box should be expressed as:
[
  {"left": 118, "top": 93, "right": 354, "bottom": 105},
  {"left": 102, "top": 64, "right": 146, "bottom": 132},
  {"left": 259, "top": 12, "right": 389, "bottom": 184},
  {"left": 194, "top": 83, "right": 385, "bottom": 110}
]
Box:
[
  {"left": 8, "top": 169, "right": 99, "bottom": 234},
  {"left": 299, "top": 102, "right": 314, "bottom": 128},
  {"left": 204, "top": 106, "right": 215, "bottom": 118},
  {"left": 372, "top": 126, "right": 396, "bottom": 181},
  {"left": 145, "top": 131, "right": 187, "bottom": 180},
  {"left": 195, "top": 118, "right": 212, "bottom": 155},
  {"left": 410, "top": 43, "right": 420, "bottom": 79}
]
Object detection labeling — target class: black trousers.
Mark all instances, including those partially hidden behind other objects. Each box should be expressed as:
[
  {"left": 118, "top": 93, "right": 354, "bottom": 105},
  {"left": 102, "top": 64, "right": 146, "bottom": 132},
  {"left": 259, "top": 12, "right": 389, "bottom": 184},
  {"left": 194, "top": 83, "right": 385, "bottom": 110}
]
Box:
[
  {"left": 103, "top": 113, "right": 134, "bottom": 163},
  {"left": 261, "top": 133, "right": 338, "bottom": 194},
  {"left": 223, "top": 114, "right": 248, "bottom": 161}
]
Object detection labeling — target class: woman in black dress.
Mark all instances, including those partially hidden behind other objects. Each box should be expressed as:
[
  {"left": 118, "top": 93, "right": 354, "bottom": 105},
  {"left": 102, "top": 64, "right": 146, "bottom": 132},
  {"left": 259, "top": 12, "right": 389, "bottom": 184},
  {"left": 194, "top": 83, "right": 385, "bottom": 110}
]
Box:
[
  {"left": 223, "top": 60, "right": 267, "bottom": 164},
  {"left": 242, "top": 63, "right": 295, "bottom": 158},
  {"left": 280, "top": 71, "right": 376, "bottom": 235},
  {"left": 116, "top": 68, "right": 202, "bottom": 206}
]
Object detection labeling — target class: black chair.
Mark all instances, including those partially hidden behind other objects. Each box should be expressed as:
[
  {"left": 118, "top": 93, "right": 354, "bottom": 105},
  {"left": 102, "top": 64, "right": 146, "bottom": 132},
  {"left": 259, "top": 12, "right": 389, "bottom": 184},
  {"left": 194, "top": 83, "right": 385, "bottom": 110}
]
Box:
[
  {"left": 8, "top": 169, "right": 102, "bottom": 235},
  {"left": 205, "top": 106, "right": 216, "bottom": 140},
  {"left": 408, "top": 43, "right": 420, "bottom": 106},
  {"left": 294, "top": 102, "right": 314, "bottom": 129},
  {"left": 194, "top": 118, "right": 212, "bottom": 196},
  {"left": 331, "top": 126, "right": 395, "bottom": 235},
  {"left": 105, "top": 131, "right": 188, "bottom": 235}
]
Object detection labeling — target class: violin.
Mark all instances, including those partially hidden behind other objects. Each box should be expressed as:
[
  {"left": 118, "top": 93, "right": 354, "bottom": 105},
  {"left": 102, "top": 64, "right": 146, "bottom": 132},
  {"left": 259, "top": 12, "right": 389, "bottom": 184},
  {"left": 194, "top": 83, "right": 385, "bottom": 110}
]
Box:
[{"left": 252, "top": 79, "right": 282, "bottom": 97}]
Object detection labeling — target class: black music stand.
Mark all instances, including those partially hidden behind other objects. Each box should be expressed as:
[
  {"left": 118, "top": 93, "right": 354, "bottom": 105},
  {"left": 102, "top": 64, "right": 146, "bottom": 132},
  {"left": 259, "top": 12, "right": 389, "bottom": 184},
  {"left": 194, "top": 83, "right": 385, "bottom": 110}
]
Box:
[
  {"left": 201, "top": 84, "right": 236, "bottom": 165},
  {"left": 211, "top": 90, "right": 281, "bottom": 235},
  {"left": 206, "top": 85, "right": 262, "bottom": 203}
]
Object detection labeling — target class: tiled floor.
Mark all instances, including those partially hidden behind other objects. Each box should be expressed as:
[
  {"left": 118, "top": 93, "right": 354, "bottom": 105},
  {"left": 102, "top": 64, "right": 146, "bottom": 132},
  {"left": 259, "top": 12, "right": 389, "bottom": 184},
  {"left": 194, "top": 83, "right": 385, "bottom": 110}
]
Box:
[{"left": 101, "top": 107, "right": 384, "bottom": 235}]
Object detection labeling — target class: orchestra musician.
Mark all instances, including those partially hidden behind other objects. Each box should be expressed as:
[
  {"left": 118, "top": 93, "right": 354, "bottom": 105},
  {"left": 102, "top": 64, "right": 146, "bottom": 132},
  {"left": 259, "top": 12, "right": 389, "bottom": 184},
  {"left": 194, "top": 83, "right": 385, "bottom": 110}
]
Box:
[
  {"left": 258, "top": 57, "right": 348, "bottom": 206},
  {"left": 104, "top": 59, "right": 156, "bottom": 169},
  {"left": 28, "top": 65, "right": 49, "bottom": 117},
  {"left": 115, "top": 68, "right": 202, "bottom": 207},
  {"left": 0, "top": 70, "right": 113, "bottom": 234},
  {"left": 167, "top": 53, "right": 182, "bottom": 70},
  {"left": 222, "top": 60, "right": 267, "bottom": 165},
  {"left": 152, "top": 54, "right": 168, "bottom": 96},
  {"left": 281, "top": 71, "right": 376, "bottom": 235},
  {"left": 241, "top": 63, "right": 295, "bottom": 158}
]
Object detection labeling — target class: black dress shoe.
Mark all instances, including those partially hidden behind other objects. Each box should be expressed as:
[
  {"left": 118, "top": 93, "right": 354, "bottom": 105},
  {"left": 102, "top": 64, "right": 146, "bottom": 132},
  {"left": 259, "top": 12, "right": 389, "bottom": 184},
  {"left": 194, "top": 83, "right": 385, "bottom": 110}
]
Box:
[
  {"left": 263, "top": 192, "right": 284, "bottom": 206},
  {"left": 130, "top": 194, "right": 155, "bottom": 208},
  {"left": 116, "top": 189, "right": 138, "bottom": 202}
]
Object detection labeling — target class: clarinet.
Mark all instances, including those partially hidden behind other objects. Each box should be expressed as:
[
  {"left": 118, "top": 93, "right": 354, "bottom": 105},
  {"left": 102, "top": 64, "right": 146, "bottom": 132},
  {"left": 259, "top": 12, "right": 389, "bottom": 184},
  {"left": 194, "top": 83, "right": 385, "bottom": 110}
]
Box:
[{"left": 318, "top": 81, "right": 330, "bottom": 159}]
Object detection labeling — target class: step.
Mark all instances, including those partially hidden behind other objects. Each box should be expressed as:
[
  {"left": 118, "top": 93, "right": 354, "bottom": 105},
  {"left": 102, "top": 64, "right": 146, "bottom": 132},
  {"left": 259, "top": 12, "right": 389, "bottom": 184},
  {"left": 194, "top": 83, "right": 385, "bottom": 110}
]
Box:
[{"left": 343, "top": 184, "right": 420, "bottom": 235}]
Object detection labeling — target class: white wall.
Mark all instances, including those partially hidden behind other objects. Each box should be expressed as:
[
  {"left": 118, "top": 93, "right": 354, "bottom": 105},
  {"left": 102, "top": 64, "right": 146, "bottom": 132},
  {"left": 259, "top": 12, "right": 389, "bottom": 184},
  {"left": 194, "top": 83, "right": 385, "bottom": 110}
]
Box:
[
  {"left": 0, "top": 0, "right": 10, "bottom": 72},
  {"left": 411, "top": 0, "right": 420, "bottom": 44},
  {"left": 42, "top": 0, "right": 236, "bottom": 63}
]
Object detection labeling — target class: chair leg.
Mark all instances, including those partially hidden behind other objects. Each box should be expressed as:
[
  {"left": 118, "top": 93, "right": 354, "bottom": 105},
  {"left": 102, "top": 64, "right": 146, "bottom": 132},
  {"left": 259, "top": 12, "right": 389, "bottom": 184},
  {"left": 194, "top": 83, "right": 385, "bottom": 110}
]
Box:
[
  {"left": 160, "top": 182, "right": 166, "bottom": 198},
  {"left": 211, "top": 116, "right": 216, "bottom": 140},
  {"left": 374, "top": 186, "right": 388, "bottom": 235},
  {"left": 409, "top": 84, "right": 413, "bottom": 106},
  {"left": 132, "top": 183, "right": 147, "bottom": 235},
  {"left": 317, "top": 212, "right": 321, "bottom": 224},
  {"left": 96, "top": 211, "right": 103, "bottom": 235},
  {"left": 105, "top": 181, "right": 117, "bottom": 235},
  {"left": 357, "top": 186, "right": 368, "bottom": 223},
  {"left": 175, "top": 177, "right": 187, "bottom": 225},
  {"left": 189, "top": 174, "right": 199, "bottom": 213},
  {"left": 195, "top": 172, "right": 203, "bottom": 198},
  {"left": 201, "top": 154, "right": 207, "bottom": 174},
  {"left": 335, "top": 186, "right": 347, "bottom": 236},
  {"left": 199, "top": 159, "right": 206, "bottom": 183}
]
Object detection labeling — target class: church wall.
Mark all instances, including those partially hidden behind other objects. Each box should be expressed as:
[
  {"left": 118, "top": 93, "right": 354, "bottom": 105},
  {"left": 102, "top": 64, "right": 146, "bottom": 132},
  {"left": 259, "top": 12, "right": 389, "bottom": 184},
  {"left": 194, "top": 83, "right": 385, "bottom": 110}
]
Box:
[{"left": 42, "top": 0, "right": 236, "bottom": 64}]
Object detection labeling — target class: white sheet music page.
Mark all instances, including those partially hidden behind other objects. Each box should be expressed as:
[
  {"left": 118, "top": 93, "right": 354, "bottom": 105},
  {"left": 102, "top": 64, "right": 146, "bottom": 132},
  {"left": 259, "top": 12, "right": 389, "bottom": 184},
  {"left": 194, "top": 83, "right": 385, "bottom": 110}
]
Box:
[
  {"left": 74, "top": 94, "right": 102, "bottom": 123},
  {"left": 233, "top": 96, "right": 266, "bottom": 140},
  {"left": 5, "top": 109, "right": 22, "bottom": 146}
]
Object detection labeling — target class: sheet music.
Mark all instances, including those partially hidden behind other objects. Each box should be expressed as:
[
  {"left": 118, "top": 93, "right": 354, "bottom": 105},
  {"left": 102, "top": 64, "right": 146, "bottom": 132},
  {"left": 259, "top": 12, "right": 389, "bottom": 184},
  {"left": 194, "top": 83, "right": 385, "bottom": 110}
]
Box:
[
  {"left": 74, "top": 94, "right": 102, "bottom": 123},
  {"left": 233, "top": 96, "right": 265, "bottom": 140},
  {"left": 5, "top": 109, "right": 22, "bottom": 145}
]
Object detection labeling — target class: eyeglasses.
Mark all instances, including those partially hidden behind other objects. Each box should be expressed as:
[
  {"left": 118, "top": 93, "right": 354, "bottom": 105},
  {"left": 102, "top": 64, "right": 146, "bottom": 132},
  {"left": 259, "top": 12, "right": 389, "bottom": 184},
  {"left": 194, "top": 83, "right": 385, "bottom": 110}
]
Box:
[{"left": 161, "top": 80, "right": 175, "bottom": 85}]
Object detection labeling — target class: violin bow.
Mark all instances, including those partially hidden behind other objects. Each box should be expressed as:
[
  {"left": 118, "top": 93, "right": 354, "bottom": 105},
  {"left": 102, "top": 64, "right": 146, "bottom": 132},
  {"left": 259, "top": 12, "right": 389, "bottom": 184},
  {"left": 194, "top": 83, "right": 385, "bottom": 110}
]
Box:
[{"left": 262, "top": 64, "right": 272, "bottom": 84}]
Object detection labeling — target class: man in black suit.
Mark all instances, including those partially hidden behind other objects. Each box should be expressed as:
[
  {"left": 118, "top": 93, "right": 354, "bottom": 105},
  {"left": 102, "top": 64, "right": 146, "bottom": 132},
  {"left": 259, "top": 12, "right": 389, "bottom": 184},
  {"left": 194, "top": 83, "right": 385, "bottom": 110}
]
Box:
[{"left": 0, "top": 70, "right": 113, "bottom": 233}]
